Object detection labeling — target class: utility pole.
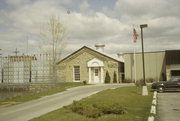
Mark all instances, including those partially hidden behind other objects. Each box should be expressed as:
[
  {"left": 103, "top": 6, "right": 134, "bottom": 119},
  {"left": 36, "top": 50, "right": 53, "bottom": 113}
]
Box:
[
  {"left": 0, "top": 49, "right": 2, "bottom": 83},
  {"left": 13, "top": 48, "right": 19, "bottom": 56},
  {"left": 26, "top": 35, "right": 29, "bottom": 55},
  {"left": 0, "top": 49, "right": 2, "bottom": 56}
]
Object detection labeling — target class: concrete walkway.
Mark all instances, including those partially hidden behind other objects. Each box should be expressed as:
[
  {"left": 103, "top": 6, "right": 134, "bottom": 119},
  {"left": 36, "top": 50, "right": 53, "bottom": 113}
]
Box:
[
  {"left": 0, "top": 83, "right": 133, "bottom": 121},
  {"left": 157, "top": 92, "right": 180, "bottom": 121}
]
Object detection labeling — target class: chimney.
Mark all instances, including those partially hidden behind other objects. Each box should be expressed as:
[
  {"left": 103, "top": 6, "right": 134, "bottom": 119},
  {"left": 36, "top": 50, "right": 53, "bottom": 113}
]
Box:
[
  {"left": 95, "top": 44, "right": 105, "bottom": 52},
  {"left": 117, "top": 53, "right": 124, "bottom": 62}
]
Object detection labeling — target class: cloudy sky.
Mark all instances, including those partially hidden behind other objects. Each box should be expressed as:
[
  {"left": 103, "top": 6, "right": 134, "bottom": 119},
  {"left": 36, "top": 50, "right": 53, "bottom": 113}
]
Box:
[{"left": 0, "top": 0, "right": 180, "bottom": 57}]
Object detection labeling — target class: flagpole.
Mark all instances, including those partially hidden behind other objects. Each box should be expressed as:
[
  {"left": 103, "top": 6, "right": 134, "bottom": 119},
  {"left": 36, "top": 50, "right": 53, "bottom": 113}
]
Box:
[
  {"left": 133, "top": 43, "right": 137, "bottom": 83},
  {"left": 133, "top": 26, "right": 138, "bottom": 84}
]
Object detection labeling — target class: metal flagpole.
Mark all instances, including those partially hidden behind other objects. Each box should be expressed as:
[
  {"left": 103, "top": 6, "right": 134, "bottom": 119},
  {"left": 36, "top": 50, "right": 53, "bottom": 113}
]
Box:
[
  {"left": 133, "top": 26, "right": 138, "bottom": 83},
  {"left": 133, "top": 43, "right": 137, "bottom": 83}
]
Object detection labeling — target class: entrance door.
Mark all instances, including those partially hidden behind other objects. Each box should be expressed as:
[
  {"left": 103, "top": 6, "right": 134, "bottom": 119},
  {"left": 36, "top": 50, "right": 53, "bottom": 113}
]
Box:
[{"left": 94, "top": 68, "right": 99, "bottom": 83}]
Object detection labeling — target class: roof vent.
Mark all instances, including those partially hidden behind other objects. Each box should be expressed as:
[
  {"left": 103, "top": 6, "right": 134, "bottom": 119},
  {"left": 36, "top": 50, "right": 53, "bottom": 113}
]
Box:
[
  {"left": 95, "top": 44, "right": 105, "bottom": 52},
  {"left": 117, "top": 53, "right": 124, "bottom": 62}
]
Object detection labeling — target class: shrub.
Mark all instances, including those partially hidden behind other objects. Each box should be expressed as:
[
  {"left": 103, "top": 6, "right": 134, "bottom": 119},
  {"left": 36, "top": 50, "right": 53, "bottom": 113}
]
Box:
[
  {"left": 135, "top": 79, "right": 144, "bottom": 87},
  {"left": 123, "top": 79, "right": 132, "bottom": 83},
  {"left": 93, "top": 103, "right": 127, "bottom": 115},
  {"left": 105, "top": 71, "right": 111, "bottom": 83},
  {"left": 146, "top": 78, "right": 155, "bottom": 83},
  {"left": 68, "top": 101, "right": 102, "bottom": 118},
  {"left": 66, "top": 101, "right": 127, "bottom": 118},
  {"left": 83, "top": 80, "right": 87, "bottom": 85},
  {"left": 113, "top": 71, "right": 117, "bottom": 83},
  {"left": 135, "top": 78, "right": 155, "bottom": 86}
]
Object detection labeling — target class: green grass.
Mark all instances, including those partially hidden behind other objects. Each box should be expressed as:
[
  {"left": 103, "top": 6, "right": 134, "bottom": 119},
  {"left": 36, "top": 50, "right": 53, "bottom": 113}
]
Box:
[
  {"left": 30, "top": 86, "right": 153, "bottom": 121},
  {"left": 0, "top": 82, "right": 85, "bottom": 106}
]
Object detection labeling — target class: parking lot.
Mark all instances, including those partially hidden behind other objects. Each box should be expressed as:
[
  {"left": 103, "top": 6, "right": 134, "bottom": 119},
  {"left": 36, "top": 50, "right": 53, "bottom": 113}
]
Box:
[{"left": 157, "top": 92, "right": 180, "bottom": 121}]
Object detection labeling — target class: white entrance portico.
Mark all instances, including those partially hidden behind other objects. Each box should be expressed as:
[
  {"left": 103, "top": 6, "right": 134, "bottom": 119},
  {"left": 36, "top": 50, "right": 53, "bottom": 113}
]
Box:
[{"left": 87, "top": 58, "right": 104, "bottom": 84}]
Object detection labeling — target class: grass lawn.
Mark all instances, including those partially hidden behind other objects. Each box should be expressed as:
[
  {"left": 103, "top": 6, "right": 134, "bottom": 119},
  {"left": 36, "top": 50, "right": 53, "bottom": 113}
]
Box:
[
  {"left": 30, "top": 86, "right": 153, "bottom": 121},
  {"left": 0, "top": 82, "right": 85, "bottom": 106}
]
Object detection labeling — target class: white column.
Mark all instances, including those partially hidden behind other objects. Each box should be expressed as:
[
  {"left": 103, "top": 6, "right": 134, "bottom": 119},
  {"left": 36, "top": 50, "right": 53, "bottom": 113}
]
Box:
[
  {"left": 89, "top": 67, "right": 91, "bottom": 84},
  {"left": 101, "top": 67, "right": 103, "bottom": 83}
]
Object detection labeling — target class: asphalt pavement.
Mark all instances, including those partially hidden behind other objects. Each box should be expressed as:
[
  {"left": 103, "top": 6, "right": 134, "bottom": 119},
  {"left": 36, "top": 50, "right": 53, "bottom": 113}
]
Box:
[
  {"left": 157, "top": 92, "right": 180, "bottom": 121},
  {"left": 0, "top": 83, "right": 133, "bottom": 121}
]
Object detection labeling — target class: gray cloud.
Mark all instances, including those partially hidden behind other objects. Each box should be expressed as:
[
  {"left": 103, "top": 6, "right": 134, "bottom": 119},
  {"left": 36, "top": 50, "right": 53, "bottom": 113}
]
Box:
[{"left": 0, "top": 0, "right": 180, "bottom": 57}]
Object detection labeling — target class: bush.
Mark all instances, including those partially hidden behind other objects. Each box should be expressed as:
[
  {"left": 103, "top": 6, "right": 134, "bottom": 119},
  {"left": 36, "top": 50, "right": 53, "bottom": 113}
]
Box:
[
  {"left": 68, "top": 101, "right": 102, "bottom": 118},
  {"left": 146, "top": 78, "right": 155, "bottom": 83},
  {"left": 93, "top": 103, "right": 127, "bottom": 115},
  {"left": 66, "top": 101, "right": 127, "bottom": 118},
  {"left": 83, "top": 80, "right": 87, "bottom": 85},
  {"left": 135, "top": 79, "right": 144, "bottom": 87},
  {"left": 123, "top": 79, "right": 132, "bottom": 83},
  {"left": 113, "top": 71, "right": 117, "bottom": 83},
  {"left": 135, "top": 78, "right": 155, "bottom": 86},
  {"left": 105, "top": 71, "right": 111, "bottom": 83}
]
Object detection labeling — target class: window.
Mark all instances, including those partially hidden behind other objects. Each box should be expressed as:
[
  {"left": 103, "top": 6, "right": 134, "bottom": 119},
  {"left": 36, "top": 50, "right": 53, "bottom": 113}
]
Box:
[
  {"left": 171, "top": 70, "right": 180, "bottom": 76},
  {"left": 95, "top": 69, "right": 99, "bottom": 76},
  {"left": 74, "top": 66, "right": 80, "bottom": 81}
]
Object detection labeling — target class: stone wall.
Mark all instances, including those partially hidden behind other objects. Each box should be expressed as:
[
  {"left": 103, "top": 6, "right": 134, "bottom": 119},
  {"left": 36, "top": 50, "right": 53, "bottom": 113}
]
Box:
[
  {"left": 0, "top": 83, "right": 57, "bottom": 92},
  {"left": 29, "top": 83, "right": 57, "bottom": 93}
]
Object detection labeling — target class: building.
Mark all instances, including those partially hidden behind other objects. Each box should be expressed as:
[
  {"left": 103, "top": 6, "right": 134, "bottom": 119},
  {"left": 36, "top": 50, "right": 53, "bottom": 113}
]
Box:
[
  {"left": 165, "top": 50, "right": 180, "bottom": 80},
  {"left": 123, "top": 50, "right": 180, "bottom": 82},
  {"left": 57, "top": 45, "right": 124, "bottom": 84}
]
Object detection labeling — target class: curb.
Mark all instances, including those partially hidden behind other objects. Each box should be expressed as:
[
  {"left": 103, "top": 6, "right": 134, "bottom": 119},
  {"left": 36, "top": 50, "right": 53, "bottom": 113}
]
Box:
[{"left": 148, "top": 91, "right": 157, "bottom": 121}]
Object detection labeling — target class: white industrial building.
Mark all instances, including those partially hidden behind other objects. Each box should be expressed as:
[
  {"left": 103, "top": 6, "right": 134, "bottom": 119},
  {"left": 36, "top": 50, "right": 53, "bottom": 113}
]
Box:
[{"left": 123, "top": 50, "right": 180, "bottom": 82}]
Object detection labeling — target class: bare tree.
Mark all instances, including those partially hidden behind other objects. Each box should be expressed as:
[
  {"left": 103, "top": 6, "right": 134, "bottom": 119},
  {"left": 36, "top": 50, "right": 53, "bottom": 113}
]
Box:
[
  {"left": 40, "top": 15, "right": 66, "bottom": 61},
  {"left": 40, "top": 15, "right": 67, "bottom": 83}
]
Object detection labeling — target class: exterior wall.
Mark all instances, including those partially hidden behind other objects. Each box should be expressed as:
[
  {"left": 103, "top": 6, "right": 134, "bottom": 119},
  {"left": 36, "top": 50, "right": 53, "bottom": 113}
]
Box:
[
  {"left": 124, "top": 51, "right": 166, "bottom": 82},
  {"left": 103, "top": 60, "right": 120, "bottom": 83},
  {"left": 57, "top": 48, "right": 122, "bottom": 83},
  {"left": 166, "top": 64, "right": 180, "bottom": 80},
  {"left": 124, "top": 54, "right": 133, "bottom": 81},
  {"left": 166, "top": 65, "right": 171, "bottom": 80},
  {"left": 165, "top": 50, "right": 180, "bottom": 80}
]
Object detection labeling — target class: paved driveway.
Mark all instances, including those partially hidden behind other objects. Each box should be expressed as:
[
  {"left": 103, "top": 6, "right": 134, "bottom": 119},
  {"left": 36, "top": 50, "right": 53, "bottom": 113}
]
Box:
[
  {"left": 157, "top": 92, "right": 180, "bottom": 121},
  {"left": 0, "top": 84, "right": 133, "bottom": 121}
]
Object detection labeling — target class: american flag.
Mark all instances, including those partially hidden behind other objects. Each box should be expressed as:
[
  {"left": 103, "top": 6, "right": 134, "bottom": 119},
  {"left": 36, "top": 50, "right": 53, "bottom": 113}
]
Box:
[{"left": 133, "top": 28, "right": 138, "bottom": 43}]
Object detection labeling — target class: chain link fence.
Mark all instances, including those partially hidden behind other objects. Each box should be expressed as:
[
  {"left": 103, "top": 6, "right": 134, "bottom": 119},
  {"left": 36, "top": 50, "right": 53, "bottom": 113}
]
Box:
[
  {"left": 0, "top": 53, "right": 60, "bottom": 100},
  {"left": 0, "top": 53, "right": 57, "bottom": 84},
  {"left": 0, "top": 54, "right": 59, "bottom": 84}
]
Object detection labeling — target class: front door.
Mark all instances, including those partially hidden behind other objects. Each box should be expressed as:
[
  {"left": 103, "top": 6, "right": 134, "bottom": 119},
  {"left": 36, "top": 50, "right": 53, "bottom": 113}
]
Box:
[{"left": 94, "top": 68, "right": 99, "bottom": 83}]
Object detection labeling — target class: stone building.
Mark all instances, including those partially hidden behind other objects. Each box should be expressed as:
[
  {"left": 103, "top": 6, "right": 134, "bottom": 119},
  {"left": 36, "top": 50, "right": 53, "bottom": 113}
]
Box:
[{"left": 57, "top": 45, "right": 124, "bottom": 84}]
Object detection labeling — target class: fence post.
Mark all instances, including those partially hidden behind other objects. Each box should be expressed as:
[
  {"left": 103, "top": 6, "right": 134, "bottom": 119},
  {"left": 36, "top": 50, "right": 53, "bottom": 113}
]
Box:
[
  {"left": 2, "top": 68, "right": 3, "bottom": 83},
  {"left": 29, "top": 56, "right": 32, "bottom": 83}
]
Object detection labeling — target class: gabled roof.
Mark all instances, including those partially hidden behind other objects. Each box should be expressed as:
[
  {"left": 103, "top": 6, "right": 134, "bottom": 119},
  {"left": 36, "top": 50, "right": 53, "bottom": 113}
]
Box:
[{"left": 57, "top": 46, "right": 124, "bottom": 64}]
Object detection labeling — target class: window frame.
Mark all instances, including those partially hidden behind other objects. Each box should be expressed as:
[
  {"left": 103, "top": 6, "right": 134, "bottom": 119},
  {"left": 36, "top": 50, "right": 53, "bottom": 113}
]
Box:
[{"left": 73, "top": 66, "right": 80, "bottom": 82}]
